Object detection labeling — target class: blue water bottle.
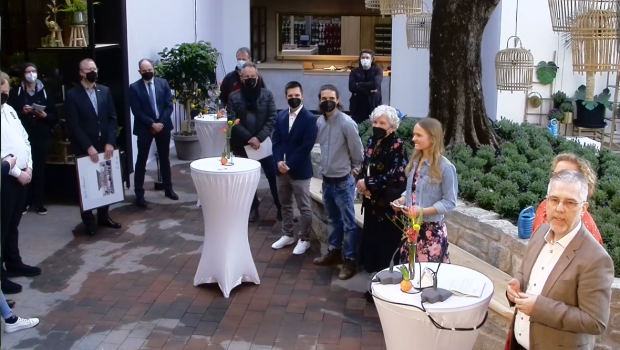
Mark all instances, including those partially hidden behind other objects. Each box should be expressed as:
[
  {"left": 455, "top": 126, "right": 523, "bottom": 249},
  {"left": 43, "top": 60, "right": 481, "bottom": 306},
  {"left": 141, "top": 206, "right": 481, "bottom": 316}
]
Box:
[
  {"left": 547, "top": 118, "right": 559, "bottom": 137},
  {"left": 518, "top": 206, "right": 535, "bottom": 239}
]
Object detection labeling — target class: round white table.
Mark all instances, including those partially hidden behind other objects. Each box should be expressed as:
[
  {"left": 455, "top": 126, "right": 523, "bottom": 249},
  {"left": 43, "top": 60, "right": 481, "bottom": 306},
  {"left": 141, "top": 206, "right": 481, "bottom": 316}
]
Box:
[
  {"left": 194, "top": 114, "right": 228, "bottom": 158},
  {"left": 190, "top": 157, "right": 262, "bottom": 298},
  {"left": 371, "top": 263, "right": 493, "bottom": 350}
]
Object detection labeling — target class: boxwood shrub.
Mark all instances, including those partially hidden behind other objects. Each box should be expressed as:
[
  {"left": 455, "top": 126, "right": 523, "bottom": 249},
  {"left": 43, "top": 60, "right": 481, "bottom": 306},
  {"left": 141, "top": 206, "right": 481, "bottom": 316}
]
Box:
[{"left": 358, "top": 118, "right": 620, "bottom": 275}]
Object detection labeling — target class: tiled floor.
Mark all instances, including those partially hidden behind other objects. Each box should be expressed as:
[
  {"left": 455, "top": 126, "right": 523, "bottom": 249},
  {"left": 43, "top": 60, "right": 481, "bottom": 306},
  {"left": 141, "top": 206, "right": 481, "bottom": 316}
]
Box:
[{"left": 1, "top": 161, "right": 383, "bottom": 350}]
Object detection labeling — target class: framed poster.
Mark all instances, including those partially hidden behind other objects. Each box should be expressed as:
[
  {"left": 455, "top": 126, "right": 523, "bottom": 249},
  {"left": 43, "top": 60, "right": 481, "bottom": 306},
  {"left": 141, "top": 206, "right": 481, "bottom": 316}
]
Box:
[{"left": 76, "top": 149, "right": 125, "bottom": 211}]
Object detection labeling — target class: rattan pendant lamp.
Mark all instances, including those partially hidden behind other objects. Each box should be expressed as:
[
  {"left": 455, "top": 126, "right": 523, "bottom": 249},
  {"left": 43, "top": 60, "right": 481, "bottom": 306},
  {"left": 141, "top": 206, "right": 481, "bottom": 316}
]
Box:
[
  {"left": 365, "top": 0, "right": 381, "bottom": 9},
  {"left": 547, "top": 0, "right": 617, "bottom": 33},
  {"left": 406, "top": 3, "right": 432, "bottom": 49},
  {"left": 380, "top": 0, "right": 423, "bottom": 16}
]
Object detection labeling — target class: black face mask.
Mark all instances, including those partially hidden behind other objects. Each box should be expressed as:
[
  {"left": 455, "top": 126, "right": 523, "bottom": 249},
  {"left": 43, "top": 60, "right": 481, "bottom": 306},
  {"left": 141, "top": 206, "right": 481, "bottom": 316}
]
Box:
[
  {"left": 1, "top": 93, "right": 8, "bottom": 105},
  {"left": 372, "top": 127, "right": 388, "bottom": 140},
  {"left": 243, "top": 78, "right": 257, "bottom": 89},
  {"left": 141, "top": 72, "right": 154, "bottom": 81},
  {"left": 319, "top": 100, "right": 336, "bottom": 114},
  {"left": 287, "top": 98, "right": 302, "bottom": 109},
  {"left": 85, "top": 71, "right": 98, "bottom": 83}
]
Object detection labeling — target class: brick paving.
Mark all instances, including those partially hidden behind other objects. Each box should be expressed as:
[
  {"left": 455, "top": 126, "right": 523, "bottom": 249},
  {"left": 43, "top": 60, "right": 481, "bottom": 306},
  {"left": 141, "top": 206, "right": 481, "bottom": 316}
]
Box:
[{"left": 1, "top": 162, "right": 384, "bottom": 350}]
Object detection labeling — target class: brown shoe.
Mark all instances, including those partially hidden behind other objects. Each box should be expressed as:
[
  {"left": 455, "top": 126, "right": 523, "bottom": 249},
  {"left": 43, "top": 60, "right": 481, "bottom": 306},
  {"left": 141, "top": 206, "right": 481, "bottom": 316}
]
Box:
[
  {"left": 338, "top": 259, "right": 356, "bottom": 280},
  {"left": 313, "top": 249, "right": 343, "bottom": 266}
]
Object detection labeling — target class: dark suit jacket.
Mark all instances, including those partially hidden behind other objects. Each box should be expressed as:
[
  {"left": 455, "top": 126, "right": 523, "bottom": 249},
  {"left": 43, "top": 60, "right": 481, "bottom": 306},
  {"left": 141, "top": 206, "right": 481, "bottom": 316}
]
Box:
[
  {"left": 220, "top": 69, "right": 266, "bottom": 107},
  {"left": 272, "top": 106, "right": 318, "bottom": 180},
  {"left": 129, "top": 77, "right": 174, "bottom": 137},
  {"left": 64, "top": 83, "right": 118, "bottom": 156},
  {"left": 507, "top": 223, "right": 614, "bottom": 350},
  {"left": 227, "top": 88, "right": 276, "bottom": 153}
]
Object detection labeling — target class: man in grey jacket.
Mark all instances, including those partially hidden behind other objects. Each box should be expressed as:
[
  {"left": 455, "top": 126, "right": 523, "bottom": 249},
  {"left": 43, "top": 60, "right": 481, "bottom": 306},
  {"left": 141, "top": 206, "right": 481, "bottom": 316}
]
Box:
[{"left": 313, "top": 84, "right": 364, "bottom": 280}]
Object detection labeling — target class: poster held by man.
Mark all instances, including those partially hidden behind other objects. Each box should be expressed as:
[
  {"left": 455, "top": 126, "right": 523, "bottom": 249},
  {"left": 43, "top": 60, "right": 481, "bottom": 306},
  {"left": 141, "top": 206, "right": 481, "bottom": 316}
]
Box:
[{"left": 76, "top": 149, "right": 125, "bottom": 211}]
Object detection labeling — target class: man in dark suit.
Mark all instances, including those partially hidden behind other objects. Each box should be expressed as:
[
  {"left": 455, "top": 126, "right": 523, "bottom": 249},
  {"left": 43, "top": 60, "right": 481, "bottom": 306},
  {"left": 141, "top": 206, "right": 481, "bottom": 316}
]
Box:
[
  {"left": 270, "top": 81, "right": 318, "bottom": 255},
  {"left": 129, "top": 58, "right": 177, "bottom": 208},
  {"left": 227, "top": 62, "right": 281, "bottom": 222},
  {"left": 64, "top": 58, "right": 122, "bottom": 236}
]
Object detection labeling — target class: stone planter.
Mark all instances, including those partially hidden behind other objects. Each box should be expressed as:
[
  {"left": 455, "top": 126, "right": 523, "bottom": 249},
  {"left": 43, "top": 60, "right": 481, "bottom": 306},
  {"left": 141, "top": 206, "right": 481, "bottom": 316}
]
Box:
[{"left": 172, "top": 134, "right": 203, "bottom": 161}]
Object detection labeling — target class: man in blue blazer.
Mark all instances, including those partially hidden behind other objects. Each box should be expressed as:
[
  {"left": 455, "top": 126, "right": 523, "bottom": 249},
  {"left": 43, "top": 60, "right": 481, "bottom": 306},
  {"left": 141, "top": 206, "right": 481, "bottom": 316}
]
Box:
[
  {"left": 129, "top": 59, "right": 178, "bottom": 208},
  {"left": 270, "top": 81, "right": 318, "bottom": 255}
]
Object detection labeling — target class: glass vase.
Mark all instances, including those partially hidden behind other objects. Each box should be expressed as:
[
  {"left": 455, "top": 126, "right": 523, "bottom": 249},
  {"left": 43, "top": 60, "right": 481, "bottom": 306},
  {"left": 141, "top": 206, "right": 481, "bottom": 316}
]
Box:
[
  {"left": 408, "top": 243, "right": 417, "bottom": 281},
  {"left": 222, "top": 137, "right": 234, "bottom": 166}
]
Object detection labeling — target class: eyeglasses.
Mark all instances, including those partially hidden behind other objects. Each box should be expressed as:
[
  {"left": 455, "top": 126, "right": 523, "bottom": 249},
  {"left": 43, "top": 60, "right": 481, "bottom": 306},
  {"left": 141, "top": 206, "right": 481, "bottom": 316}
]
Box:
[{"left": 546, "top": 196, "right": 586, "bottom": 210}]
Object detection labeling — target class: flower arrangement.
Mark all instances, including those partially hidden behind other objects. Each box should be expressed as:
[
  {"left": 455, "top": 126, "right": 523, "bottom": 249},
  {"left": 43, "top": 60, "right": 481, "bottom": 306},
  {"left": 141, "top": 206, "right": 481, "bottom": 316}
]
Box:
[
  {"left": 220, "top": 119, "right": 240, "bottom": 165},
  {"left": 389, "top": 205, "right": 424, "bottom": 291}
]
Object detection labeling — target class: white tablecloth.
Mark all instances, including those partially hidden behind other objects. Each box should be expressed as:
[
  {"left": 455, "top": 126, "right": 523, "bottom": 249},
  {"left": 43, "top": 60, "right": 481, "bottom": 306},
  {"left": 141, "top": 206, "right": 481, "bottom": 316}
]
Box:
[
  {"left": 195, "top": 114, "right": 228, "bottom": 158},
  {"left": 371, "top": 263, "right": 493, "bottom": 350},
  {"left": 190, "top": 157, "right": 262, "bottom": 298}
]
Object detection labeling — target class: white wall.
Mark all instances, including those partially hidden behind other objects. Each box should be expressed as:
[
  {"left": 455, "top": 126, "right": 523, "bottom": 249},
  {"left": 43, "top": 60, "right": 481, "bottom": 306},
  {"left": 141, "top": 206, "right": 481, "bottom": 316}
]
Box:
[
  {"left": 125, "top": 0, "right": 250, "bottom": 167},
  {"left": 495, "top": 0, "right": 616, "bottom": 124}
]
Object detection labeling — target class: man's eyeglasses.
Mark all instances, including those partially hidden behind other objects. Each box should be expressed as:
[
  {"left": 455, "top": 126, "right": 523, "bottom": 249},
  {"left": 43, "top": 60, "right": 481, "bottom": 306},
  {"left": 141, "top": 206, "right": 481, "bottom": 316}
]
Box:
[{"left": 546, "top": 196, "right": 586, "bottom": 210}]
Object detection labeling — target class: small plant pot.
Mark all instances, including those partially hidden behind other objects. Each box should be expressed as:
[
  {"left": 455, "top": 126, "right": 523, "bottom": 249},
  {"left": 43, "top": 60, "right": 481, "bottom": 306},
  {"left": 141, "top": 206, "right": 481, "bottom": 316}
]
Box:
[
  {"left": 562, "top": 112, "right": 573, "bottom": 124},
  {"left": 574, "top": 100, "right": 607, "bottom": 128},
  {"left": 72, "top": 11, "right": 86, "bottom": 25}
]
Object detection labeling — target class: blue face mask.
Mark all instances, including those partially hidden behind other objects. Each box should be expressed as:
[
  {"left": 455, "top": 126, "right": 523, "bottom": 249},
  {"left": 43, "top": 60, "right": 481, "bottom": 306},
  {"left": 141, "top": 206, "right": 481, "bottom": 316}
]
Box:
[{"left": 236, "top": 60, "right": 247, "bottom": 71}]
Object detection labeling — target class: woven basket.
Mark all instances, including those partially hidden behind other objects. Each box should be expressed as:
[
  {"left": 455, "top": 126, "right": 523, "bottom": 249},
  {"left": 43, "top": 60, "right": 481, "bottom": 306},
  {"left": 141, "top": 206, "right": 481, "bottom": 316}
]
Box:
[
  {"left": 365, "top": 0, "right": 381, "bottom": 9},
  {"left": 406, "top": 12, "right": 432, "bottom": 49},
  {"left": 380, "top": 0, "right": 423, "bottom": 16},
  {"left": 570, "top": 9, "right": 620, "bottom": 73},
  {"left": 495, "top": 36, "right": 534, "bottom": 92},
  {"left": 548, "top": 0, "right": 617, "bottom": 32}
]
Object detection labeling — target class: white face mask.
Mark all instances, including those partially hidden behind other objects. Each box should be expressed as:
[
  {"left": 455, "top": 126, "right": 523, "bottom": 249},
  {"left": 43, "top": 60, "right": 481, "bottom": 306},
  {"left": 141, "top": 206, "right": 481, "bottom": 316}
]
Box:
[
  {"left": 25, "top": 72, "right": 37, "bottom": 83},
  {"left": 236, "top": 60, "right": 247, "bottom": 70},
  {"left": 360, "top": 59, "right": 371, "bottom": 69}
]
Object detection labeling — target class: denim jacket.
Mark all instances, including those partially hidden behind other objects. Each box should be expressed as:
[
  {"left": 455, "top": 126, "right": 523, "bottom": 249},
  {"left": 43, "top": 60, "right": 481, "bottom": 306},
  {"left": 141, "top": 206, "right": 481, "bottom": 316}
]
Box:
[{"left": 404, "top": 156, "right": 458, "bottom": 222}]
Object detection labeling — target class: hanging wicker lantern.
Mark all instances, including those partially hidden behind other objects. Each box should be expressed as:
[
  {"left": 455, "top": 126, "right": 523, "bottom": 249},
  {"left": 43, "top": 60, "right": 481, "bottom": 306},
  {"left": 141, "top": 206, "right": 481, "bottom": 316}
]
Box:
[
  {"left": 365, "top": 0, "right": 381, "bottom": 9},
  {"left": 406, "top": 11, "right": 432, "bottom": 49},
  {"left": 380, "top": 0, "right": 423, "bottom": 16},
  {"left": 495, "top": 36, "right": 534, "bottom": 92},
  {"left": 547, "top": 0, "right": 617, "bottom": 32}
]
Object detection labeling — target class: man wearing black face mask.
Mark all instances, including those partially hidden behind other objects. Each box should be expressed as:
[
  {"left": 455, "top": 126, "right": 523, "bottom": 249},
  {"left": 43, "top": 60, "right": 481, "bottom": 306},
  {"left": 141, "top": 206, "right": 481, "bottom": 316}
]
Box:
[
  {"left": 226, "top": 62, "right": 281, "bottom": 222},
  {"left": 64, "top": 58, "right": 122, "bottom": 236},
  {"left": 129, "top": 58, "right": 177, "bottom": 208},
  {"left": 271, "top": 81, "right": 318, "bottom": 255}
]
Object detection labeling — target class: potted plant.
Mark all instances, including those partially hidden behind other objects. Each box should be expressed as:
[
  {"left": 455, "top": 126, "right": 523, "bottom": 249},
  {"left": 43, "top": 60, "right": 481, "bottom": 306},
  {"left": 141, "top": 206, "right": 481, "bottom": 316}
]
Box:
[
  {"left": 59, "top": 0, "right": 98, "bottom": 25},
  {"left": 551, "top": 91, "right": 568, "bottom": 109},
  {"left": 573, "top": 85, "right": 612, "bottom": 129},
  {"left": 559, "top": 101, "right": 573, "bottom": 124},
  {"left": 548, "top": 108, "right": 564, "bottom": 123},
  {"left": 536, "top": 61, "right": 559, "bottom": 85},
  {"left": 155, "top": 41, "right": 219, "bottom": 160}
]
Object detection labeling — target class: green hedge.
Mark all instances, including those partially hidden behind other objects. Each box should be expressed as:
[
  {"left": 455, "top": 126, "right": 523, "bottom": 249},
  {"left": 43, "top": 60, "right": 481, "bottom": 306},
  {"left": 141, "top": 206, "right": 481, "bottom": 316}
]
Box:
[{"left": 358, "top": 118, "right": 620, "bottom": 275}]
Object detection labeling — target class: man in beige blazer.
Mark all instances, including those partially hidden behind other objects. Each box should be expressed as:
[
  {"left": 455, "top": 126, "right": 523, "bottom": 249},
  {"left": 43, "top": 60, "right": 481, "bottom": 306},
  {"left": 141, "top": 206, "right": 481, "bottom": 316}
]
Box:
[{"left": 506, "top": 170, "right": 614, "bottom": 350}]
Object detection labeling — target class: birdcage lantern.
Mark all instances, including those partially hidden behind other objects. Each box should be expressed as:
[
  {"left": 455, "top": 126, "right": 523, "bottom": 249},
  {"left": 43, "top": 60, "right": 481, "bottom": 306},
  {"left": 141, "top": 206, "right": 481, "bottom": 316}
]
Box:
[
  {"left": 495, "top": 36, "right": 534, "bottom": 92},
  {"left": 547, "top": 0, "right": 617, "bottom": 32},
  {"left": 406, "top": 10, "right": 432, "bottom": 49},
  {"left": 365, "top": 0, "right": 381, "bottom": 9},
  {"left": 380, "top": 0, "right": 423, "bottom": 16},
  {"left": 570, "top": 9, "right": 620, "bottom": 73}
]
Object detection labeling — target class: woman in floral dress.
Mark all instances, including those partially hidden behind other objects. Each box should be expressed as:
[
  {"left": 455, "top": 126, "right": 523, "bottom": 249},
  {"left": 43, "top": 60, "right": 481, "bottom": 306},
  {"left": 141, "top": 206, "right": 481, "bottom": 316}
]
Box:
[
  {"left": 391, "top": 118, "right": 458, "bottom": 263},
  {"left": 356, "top": 105, "right": 408, "bottom": 275}
]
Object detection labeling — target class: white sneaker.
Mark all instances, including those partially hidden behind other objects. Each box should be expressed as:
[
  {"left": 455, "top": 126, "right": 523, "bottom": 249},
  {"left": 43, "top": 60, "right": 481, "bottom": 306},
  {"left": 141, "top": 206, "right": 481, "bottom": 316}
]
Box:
[
  {"left": 272, "top": 235, "right": 296, "bottom": 249},
  {"left": 293, "top": 239, "right": 311, "bottom": 255},
  {"left": 4, "top": 317, "right": 40, "bottom": 333}
]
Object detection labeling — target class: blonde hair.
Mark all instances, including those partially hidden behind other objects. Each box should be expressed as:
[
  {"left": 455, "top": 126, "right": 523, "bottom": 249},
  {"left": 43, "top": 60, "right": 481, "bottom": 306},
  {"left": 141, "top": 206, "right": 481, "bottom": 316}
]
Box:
[
  {"left": 1, "top": 72, "right": 10, "bottom": 85},
  {"left": 405, "top": 118, "right": 445, "bottom": 182},
  {"left": 551, "top": 153, "right": 597, "bottom": 199}
]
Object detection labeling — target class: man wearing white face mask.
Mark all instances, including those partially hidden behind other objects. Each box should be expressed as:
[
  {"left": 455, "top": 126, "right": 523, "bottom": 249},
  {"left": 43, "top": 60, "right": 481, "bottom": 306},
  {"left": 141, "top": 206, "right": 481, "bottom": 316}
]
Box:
[
  {"left": 220, "top": 47, "right": 267, "bottom": 107},
  {"left": 348, "top": 49, "right": 383, "bottom": 124},
  {"left": 8, "top": 62, "right": 57, "bottom": 215}
]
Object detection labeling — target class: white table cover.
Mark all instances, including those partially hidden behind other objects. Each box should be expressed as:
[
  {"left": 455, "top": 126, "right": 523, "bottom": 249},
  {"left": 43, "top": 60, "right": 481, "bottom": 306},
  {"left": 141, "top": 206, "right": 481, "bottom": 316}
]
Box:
[
  {"left": 190, "top": 157, "right": 262, "bottom": 298},
  {"left": 194, "top": 114, "right": 228, "bottom": 158},
  {"left": 372, "top": 263, "right": 493, "bottom": 350}
]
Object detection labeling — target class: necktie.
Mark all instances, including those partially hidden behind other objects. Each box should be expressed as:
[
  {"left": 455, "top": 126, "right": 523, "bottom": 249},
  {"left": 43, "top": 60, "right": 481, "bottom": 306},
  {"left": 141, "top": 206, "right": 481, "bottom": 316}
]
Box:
[{"left": 148, "top": 82, "right": 157, "bottom": 119}]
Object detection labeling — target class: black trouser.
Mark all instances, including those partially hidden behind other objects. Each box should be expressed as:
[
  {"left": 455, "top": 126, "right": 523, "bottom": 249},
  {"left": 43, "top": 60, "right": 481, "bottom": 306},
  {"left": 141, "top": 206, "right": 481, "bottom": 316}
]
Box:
[
  {"left": 134, "top": 129, "right": 172, "bottom": 198},
  {"left": 26, "top": 133, "right": 50, "bottom": 208},
  {"left": 236, "top": 147, "right": 281, "bottom": 211},
  {"left": 1, "top": 176, "right": 26, "bottom": 271}
]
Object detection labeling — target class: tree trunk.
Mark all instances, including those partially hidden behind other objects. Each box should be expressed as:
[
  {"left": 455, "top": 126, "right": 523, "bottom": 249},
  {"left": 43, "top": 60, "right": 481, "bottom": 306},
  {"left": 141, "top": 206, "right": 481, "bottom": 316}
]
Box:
[{"left": 429, "top": 0, "right": 501, "bottom": 151}]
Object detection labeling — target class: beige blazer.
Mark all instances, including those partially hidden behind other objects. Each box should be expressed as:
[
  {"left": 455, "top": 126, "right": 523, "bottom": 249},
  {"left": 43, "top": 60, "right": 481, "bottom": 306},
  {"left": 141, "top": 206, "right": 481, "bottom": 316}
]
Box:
[{"left": 507, "top": 223, "right": 614, "bottom": 350}]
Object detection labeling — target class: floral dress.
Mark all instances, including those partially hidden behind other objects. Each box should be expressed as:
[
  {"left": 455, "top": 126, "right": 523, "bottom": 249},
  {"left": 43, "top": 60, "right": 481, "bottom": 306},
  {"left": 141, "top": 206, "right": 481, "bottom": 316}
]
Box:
[
  {"left": 357, "top": 134, "right": 408, "bottom": 273},
  {"left": 399, "top": 169, "right": 451, "bottom": 264}
]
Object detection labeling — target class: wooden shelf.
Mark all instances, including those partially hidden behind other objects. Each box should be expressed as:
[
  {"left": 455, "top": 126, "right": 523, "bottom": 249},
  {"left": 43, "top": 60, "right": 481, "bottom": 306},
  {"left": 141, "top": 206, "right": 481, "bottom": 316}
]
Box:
[{"left": 33, "top": 43, "right": 121, "bottom": 51}]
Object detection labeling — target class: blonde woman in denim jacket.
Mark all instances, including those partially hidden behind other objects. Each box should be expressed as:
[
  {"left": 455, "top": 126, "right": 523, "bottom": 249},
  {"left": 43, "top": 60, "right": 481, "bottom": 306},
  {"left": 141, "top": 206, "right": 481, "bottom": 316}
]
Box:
[{"left": 391, "top": 118, "right": 457, "bottom": 263}]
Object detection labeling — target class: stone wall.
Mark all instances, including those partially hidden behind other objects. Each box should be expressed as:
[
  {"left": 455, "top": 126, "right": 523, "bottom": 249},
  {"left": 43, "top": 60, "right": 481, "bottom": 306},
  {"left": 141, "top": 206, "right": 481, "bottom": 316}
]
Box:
[{"left": 310, "top": 147, "right": 620, "bottom": 350}]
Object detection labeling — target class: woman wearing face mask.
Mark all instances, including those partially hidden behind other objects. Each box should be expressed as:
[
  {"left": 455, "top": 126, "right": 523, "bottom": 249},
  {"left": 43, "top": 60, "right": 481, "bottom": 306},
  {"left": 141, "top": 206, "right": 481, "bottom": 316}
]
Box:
[
  {"left": 348, "top": 49, "right": 383, "bottom": 124},
  {"left": 391, "top": 118, "right": 457, "bottom": 264},
  {"left": 8, "top": 63, "right": 57, "bottom": 215},
  {"left": 356, "top": 106, "right": 408, "bottom": 284}
]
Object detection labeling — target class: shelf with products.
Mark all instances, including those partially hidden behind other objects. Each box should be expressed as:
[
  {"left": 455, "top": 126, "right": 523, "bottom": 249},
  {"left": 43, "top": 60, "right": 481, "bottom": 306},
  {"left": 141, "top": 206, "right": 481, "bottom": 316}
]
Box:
[{"left": 374, "top": 24, "right": 392, "bottom": 56}]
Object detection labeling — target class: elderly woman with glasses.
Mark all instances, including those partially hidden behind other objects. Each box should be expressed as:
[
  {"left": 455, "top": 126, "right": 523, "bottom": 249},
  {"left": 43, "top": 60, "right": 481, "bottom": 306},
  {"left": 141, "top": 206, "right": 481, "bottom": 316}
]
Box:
[{"left": 356, "top": 105, "right": 408, "bottom": 278}]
